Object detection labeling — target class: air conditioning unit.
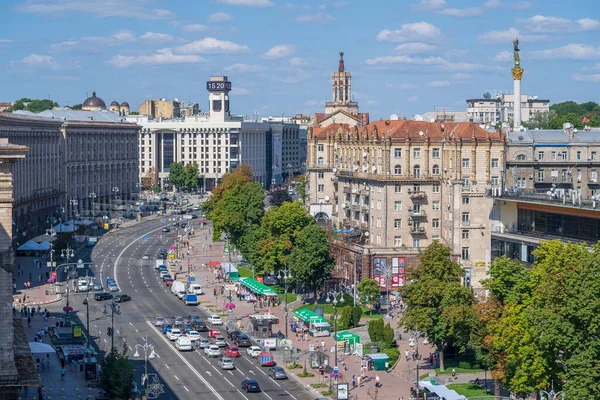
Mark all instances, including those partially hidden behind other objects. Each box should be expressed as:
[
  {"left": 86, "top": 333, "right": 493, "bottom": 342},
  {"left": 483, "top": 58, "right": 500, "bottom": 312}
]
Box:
[{"left": 407, "top": 188, "right": 412, "bottom": 193}]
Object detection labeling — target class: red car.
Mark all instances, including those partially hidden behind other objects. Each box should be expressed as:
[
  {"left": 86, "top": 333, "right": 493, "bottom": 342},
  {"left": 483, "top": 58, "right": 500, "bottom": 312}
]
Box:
[
  {"left": 208, "top": 329, "right": 221, "bottom": 339},
  {"left": 225, "top": 345, "right": 241, "bottom": 358},
  {"left": 165, "top": 279, "right": 174, "bottom": 287}
]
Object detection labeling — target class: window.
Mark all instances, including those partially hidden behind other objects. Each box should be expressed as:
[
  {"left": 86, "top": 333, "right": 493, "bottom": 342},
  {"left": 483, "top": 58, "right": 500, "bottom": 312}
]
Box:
[
  {"left": 577, "top": 151, "right": 582, "bottom": 160},
  {"left": 413, "top": 148, "right": 421, "bottom": 158},
  {"left": 516, "top": 154, "right": 526, "bottom": 160},
  {"left": 318, "top": 144, "right": 324, "bottom": 152},
  {"left": 592, "top": 152, "right": 597, "bottom": 160},
  {"left": 413, "top": 238, "right": 421, "bottom": 248},
  {"left": 462, "top": 196, "right": 469, "bottom": 205},
  {"left": 394, "top": 219, "right": 402, "bottom": 229},
  {"left": 461, "top": 247, "right": 470, "bottom": 260},
  {"left": 432, "top": 164, "right": 440, "bottom": 175},
  {"left": 318, "top": 157, "right": 324, "bottom": 165},
  {"left": 413, "top": 165, "right": 421, "bottom": 178},
  {"left": 561, "top": 151, "right": 567, "bottom": 160},
  {"left": 491, "top": 158, "right": 499, "bottom": 168},
  {"left": 462, "top": 230, "right": 469, "bottom": 240},
  {"left": 394, "top": 184, "right": 402, "bottom": 193},
  {"left": 394, "top": 148, "right": 402, "bottom": 158},
  {"left": 376, "top": 218, "right": 381, "bottom": 228},
  {"left": 592, "top": 170, "right": 598, "bottom": 182},
  {"left": 432, "top": 201, "right": 440, "bottom": 210},
  {"left": 537, "top": 170, "right": 545, "bottom": 181},
  {"left": 551, "top": 151, "right": 556, "bottom": 160},
  {"left": 432, "top": 219, "right": 439, "bottom": 228},
  {"left": 317, "top": 172, "right": 324, "bottom": 179},
  {"left": 377, "top": 200, "right": 382, "bottom": 210},
  {"left": 462, "top": 177, "right": 470, "bottom": 188},
  {"left": 394, "top": 237, "right": 403, "bottom": 246},
  {"left": 377, "top": 235, "right": 381, "bottom": 245},
  {"left": 491, "top": 176, "right": 499, "bottom": 186},
  {"left": 318, "top": 184, "right": 324, "bottom": 192},
  {"left": 462, "top": 158, "right": 470, "bottom": 168},
  {"left": 517, "top": 177, "right": 526, "bottom": 188},
  {"left": 394, "top": 165, "right": 402, "bottom": 175},
  {"left": 538, "top": 151, "right": 544, "bottom": 160},
  {"left": 432, "top": 148, "right": 440, "bottom": 158},
  {"left": 394, "top": 201, "right": 402, "bottom": 211},
  {"left": 432, "top": 185, "right": 440, "bottom": 193},
  {"left": 462, "top": 212, "right": 470, "bottom": 225}
]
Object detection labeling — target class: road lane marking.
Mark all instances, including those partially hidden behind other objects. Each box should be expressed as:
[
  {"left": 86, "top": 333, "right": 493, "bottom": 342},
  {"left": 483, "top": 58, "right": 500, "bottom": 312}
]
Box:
[
  {"left": 174, "top": 375, "right": 179, "bottom": 381},
  {"left": 285, "top": 390, "right": 297, "bottom": 400},
  {"left": 223, "top": 376, "right": 234, "bottom": 387},
  {"left": 248, "top": 370, "right": 255, "bottom": 375},
  {"left": 211, "top": 365, "right": 222, "bottom": 376},
  {"left": 270, "top": 379, "right": 281, "bottom": 387},
  {"left": 129, "top": 322, "right": 133, "bottom": 326},
  {"left": 184, "top": 386, "right": 189, "bottom": 392},
  {"left": 262, "top": 392, "right": 272, "bottom": 400},
  {"left": 237, "top": 390, "right": 249, "bottom": 400},
  {"left": 165, "top": 364, "right": 170, "bottom": 369}
]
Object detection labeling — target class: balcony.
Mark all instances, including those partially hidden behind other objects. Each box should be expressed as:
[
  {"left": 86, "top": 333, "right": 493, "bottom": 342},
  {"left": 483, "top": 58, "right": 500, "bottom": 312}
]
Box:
[
  {"left": 361, "top": 205, "right": 369, "bottom": 213},
  {"left": 410, "top": 210, "right": 427, "bottom": 218},
  {"left": 410, "top": 192, "right": 427, "bottom": 201},
  {"left": 351, "top": 204, "right": 361, "bottom": 212},
  {"left": 462, "top": 220, "right": 470, "bottom": 226},
  {"left": 410, "top": 226, "right": 426, "bottom": 234},
  {"left": 343, "top": 187, "right": 351, "bottom": 194}
]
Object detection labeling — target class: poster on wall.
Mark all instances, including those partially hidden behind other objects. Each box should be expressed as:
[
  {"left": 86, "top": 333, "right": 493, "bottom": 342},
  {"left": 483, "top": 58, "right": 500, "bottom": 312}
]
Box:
[
  {"left": 373, "top": 258, "right": 386, "bottom": 276},
  {"left": 391, "top": 257, "right": 406, "bottom": 287}
]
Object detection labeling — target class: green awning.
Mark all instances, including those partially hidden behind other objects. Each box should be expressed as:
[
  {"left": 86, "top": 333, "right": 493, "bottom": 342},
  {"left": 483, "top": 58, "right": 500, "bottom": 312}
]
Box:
[
  {"left": 293, "top": 308, "right": 327, "bottom": 324},
  {"left": 239, "top": 277, "right": 277, "bottom": 296},
  {"left": 336, "top": 331, "right": 361, "bottom": 345}
]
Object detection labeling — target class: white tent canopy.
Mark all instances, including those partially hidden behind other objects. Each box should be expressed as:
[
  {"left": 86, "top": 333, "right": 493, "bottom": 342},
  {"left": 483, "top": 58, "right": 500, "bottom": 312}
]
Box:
[{"left": 29, "top": 342, "right": 56, "bottom": 354}]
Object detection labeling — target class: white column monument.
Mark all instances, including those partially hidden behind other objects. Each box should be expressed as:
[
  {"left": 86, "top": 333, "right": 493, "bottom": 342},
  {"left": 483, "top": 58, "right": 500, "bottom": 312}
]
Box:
[{"left": 511, "top": 38, "right": 524, "bottom": 130}]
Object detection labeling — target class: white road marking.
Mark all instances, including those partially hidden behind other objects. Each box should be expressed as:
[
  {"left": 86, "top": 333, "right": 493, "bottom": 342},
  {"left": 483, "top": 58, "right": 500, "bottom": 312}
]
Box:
[
  {"left": 206, "top": 371, "right": 212, "bottom": 376},
  {"left": 129, "top": 322, "right": 133, "bottom": 326},
  {"left": 174, "top": 375, "right": 179, "bottom": 381},
  {"left": 165, "top": 364, "right": 170, "bottom": 369},
  {"left": 135, "top": 329, "right": 139, "bottom": 333},
  {"left": 262, "top": 392, "right": 273, "bottom": 400},
  {"left": 237, "top": 390, "right": 249, "bottom": 400},
  {"left": 128, "top": 346, "right": 133, "bottom": 351},
  {"left": 103, "top": 338, "right": 107, "bottom": 343},
  {"left": 223, "top": 376, "right": 234, "bottom": 387},
  {"left": 211, "top": 365, "right": 223, "bottom": 376},
  {"left": 270, "top": 379, "right": 281, "bottom": 387},
  {"left": 248, "top": 370, "right": 255, "bottom": 375},
  {"left": 285, "top": 390, "right": 297, "bottom": 400},
  {"left": 184, "top": 386, "right": 189, "bottom": 392}
]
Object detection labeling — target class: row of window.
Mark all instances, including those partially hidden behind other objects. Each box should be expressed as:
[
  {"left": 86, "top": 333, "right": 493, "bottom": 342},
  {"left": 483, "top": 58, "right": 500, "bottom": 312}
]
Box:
[{"left": 534, "top": 150, "right": 598, "bottom": 161}]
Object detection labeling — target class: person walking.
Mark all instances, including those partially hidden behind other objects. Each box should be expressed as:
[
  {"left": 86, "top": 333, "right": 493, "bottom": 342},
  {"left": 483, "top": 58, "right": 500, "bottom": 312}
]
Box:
[
  {"left": 357, "top": 376, "right": 361, "bottom": 387},
  {"left": 405, "top": 349, "right": 409, "bottom": 361},
  {"left": 375, "top": 373, "right": 380, "bottom": 388},
  {"left": 452, "top": 367, "right": 456, "bottom": 380},
  {"left": 60, "top": 366, "right": 65, "bottom": 381},
  {"left": 351, "top": 375, "right": 356, "bottom": 388}
]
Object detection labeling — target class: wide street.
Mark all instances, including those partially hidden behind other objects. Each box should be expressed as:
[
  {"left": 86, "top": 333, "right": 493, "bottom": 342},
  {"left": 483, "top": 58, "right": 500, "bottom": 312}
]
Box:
[{"left": 68, "top": 216, "right": 314, "bottom": 400}]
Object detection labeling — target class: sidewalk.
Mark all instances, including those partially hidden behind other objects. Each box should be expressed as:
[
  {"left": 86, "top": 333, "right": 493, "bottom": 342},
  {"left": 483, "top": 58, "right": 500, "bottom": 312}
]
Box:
[{"left": 13, "top": 256, "right": 62, "bottom": 308}]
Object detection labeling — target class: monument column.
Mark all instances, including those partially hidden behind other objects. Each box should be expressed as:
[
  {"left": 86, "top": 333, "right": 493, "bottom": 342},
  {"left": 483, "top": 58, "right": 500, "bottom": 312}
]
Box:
[{"left": 511, "top": 38, "right": 524, "bottom": 130}]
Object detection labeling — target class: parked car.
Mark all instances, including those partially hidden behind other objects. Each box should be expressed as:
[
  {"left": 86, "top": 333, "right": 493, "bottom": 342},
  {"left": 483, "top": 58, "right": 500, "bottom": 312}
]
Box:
[
  {"left": 159, "top": 270, "right": 169, "bottom": 278},
  {"left": 162, "top": 227, "right": 170, "bottom": 232},
  {"left": 207, "top": 315, "right": 222, "bottom": 325},
  {"left": 165, "top": 279, "right": 174, "bottom": 287},
  {"left": 241, "top": 379, "right": 260, "bottom": 393},
  {"left": 94, "top": 292, "right": 113, "bottom": 301},
  {"left": 225, "top": 345, "right": 240, "bottom": 358},
  {"left": 213, "top": 335, "right": 227, "bottom": 347},
  {"left": 268, "top": 366, "right": 287, "bottom": 380},
  {"left": 167, "top": 328, "right": 182, "bottom": 341},
  {"left": 218, "top": 357, "right": 235, "bottom": 370},
  {"left": 162, "top": 274, "right": 172, "bottom": 282},
  {"left": 154, "top": 317, "right": 166, "bottom": 326},
  {"left": 246, "top": 346, "right": 261, "bottom": 358},
  {"left": 114, "top": 294, "right": 131, "bottom": 302},
  {"left": 204, "top": 345, "right": 221, "bottom": 357}
]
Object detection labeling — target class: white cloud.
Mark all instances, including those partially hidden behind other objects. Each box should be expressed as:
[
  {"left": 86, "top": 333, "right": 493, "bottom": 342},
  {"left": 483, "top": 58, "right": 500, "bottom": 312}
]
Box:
[
  {"left": 215, "top": 0, "right": 274, "bottom": 6},
  {"left": 413, "top": 0, "right": 499, "bottom": 17},
  {"left": 139, "top": 32, "right": 175, "bottom": 43},
  {"left": 573, "top": 73, "right": 600, "bottom": 83},
  {"left": 412, "top": 0, "right": 447, "bottom": 10},
  {"left": 13, "top": 54, "right": 59, "bottom": 70},
  {"left": 492, "top": 50, "right": 512, "bottom": 62},
  {"left": 262, "top": 44, "right": 296, "bottom": 59},
  {"left": 231, "top": 87, "right": 251, "bottom": 95},
  {"left": 530, "top": 44, "right": 600, "bottom": 60},
  {"left": 366, "top": 55, "right": 444, "bottom": 65},
  {"left": 49, "top": 40, "right": 80, "bottom": 51},
  {"left": 176, "top": 38, "right": 250, "bottom": 54},
  {"left": 376, "top": 22, "right": 441, "bottom": 43},
  {"left": 333, "top": 1, "right": 348, "bottom": 7},
  {"left": 477, "top": 27, "right": 547, "bottom": 43},
  {"left": 224, "top": 63, "right": 265, "bottom": 73},
  {"left": 289, "top": 57, "right": 308, "bottom": 66},
  {"left": 427, "top": 80, "right": 449, "bottom": 87},
  {"left": 395, "top": 42, "right": 437, "bottom": 54},
  {"left": 317, "top": 4, "right": 327, "bottom": 9},
  {"left": 0, "top": 39, "right": 13, "bottom": 44},
  {"left": 208, "top": 12, "right": 232, "bottom": 23},
  {"left": 519, "top": 15, "right": 600, "bottom": 33},
  {"left": 296, "top": 13, "right": 335, "bottom": 24},
  {"left": 512, "top": 1, "right": 532, "bottom": 9},
  {"left": 408, "top": 96, "right": 419, "bottom": 102},
  {"left": 16, "top": 0, "right": 175, "bottom": 20},
  {"left": 107, "top": 48, "right": 203, "bottom": 68},
  {"left": 112, "top": 30, "right": 137, "bottom": 42},
  {"left": 182, "top": 24, "right": 207, "bottom": 32},
  {"left": 582, "top": 64, "right": 600, "bottom": 72},
  {"left": 451, "top": 73, "right": 472, "bottom": 80}
]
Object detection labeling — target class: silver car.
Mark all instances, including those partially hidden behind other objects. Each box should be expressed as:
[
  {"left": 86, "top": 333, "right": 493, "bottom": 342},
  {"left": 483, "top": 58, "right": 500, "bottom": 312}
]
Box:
[
  {"left": 154, "top": 317, "right": 166, "bottom": 326},
  {"left": 174, "top": 316, "right": 184, "bottom": 326},
  {"left": 218, "top": 357, "right": 235, "bottom": 370}
]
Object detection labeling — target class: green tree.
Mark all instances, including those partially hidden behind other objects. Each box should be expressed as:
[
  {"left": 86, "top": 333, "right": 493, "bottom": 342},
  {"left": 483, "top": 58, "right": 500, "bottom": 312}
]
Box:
[
  {"left": 98, "top": 345, "right": 135, "bottom": 400},
  {"left": 203, "top": 165, "right": 253, "bottom": 217},
  {"left": 296, "top": 174, "right": 307, "bottom": 202},
  {"left": 71, "top": 103, "right": 82, "bottom": 110},
  {"left": 288, "top": 223, "right": 333, "bottom": 294},
  {"left": 357, "top": 279, "right": 381, "bottom": 315},
  {"left": 382, "top": 323, "right": 395, "bottom": 348},
  {"left": 183, "top": 162, "right": 199, "bottom": 189},
  {"left": 211, "top": 181, "right": 265, "bottom": 242},
  {"left": 9, "top": 97, "right": 59, "bottom": 113},
  {"left": 168, "top": 162, "right": 185, "bottom": 189},
  {"left": 269, "top": 189, "right": 292, "bottom": 207},
  {"left": 368, "top": 318, "right": 384, "bottom": 343},
  {"left": 336, "top": 305, "right": 353, "bottom": 331},
  {"left": 399, "top": 242, "right": 475, "bottom": 371},
  {"left": 351, "top": 306, "right": 362, "bottom": 328}
]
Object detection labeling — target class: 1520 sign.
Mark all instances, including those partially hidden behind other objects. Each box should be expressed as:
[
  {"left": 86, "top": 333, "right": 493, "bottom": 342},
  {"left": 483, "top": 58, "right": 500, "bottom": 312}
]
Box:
[{"left": 206, "top": 81, "right": 232, "bottom": 91}]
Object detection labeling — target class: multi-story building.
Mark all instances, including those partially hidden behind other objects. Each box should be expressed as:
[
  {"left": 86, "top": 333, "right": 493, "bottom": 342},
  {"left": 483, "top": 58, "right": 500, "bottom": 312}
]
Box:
[
  {"left": 139, "top": 98, "right": 198, "bottom": 119},
  {"left": 1, "top": 98, "right": 139, "bottom": 236},
  {"left": 0, "top": 102, "right": 12, "bottom": 112},
  {"left": 490, "top": 125, "right": 600, "bottom": 263},
  {"left": 466, "top": 93, "right": 550, "bottom": 125}
]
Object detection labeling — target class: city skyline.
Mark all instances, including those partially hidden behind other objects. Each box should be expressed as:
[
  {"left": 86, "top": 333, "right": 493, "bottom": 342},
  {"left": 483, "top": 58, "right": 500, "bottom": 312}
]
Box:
[{"left": 1, "top": 0, "right": 600, "bottom": 119}]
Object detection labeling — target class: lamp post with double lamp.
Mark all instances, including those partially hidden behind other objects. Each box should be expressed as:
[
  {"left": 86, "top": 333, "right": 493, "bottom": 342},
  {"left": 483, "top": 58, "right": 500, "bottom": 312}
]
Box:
[
  {"left": 61, "top": 245, "right": 75, "bottom": 308},
  {"left": 225, "top": 233, "right": 233, "bottom": 301},
  {"left": 104, "top": 301, "right": 121, "bottom": 352},
  {"left": 540, "top": 381, "right": 565, "bottom": 400},
  {"left": 112, "top": 186, "right": 120, "bottom": 219},
  {"left": 134, "top": 335, "right": 156, "bottom": 398},
  {"left": 89, "top": 192, "right": 97, "bottom": 217},
  {"left": 326, "top": 290, "right": 345, "bottom": 370},
  {"left": 277, "top": 265, "right": 292, "bottom": 339},
  {"left": 69, "top": 199, "right": 78, "bottom": 221},
  {"left": 409, "top": 330, "right": 428, "bottom": 399}
]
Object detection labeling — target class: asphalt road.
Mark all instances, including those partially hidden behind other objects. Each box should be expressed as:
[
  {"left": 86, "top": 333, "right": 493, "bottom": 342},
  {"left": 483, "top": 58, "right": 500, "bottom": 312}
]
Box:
[{"left": 72, "top": 217, "right": 315, "bottom": 400}]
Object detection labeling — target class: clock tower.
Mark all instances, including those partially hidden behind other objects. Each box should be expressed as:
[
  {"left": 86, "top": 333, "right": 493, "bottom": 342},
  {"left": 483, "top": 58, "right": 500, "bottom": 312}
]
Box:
[
  {"left": 325, "top": 52, "right": 359, "bottom": 115},
  {"left": 207, "top": 76, "right": 232, "bottom": 122}
]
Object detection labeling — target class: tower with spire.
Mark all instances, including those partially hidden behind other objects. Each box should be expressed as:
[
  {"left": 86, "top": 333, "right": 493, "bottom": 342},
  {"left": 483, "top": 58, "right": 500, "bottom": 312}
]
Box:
[{"left": 325, "top": 52, "right": 359, "bottom": 116}]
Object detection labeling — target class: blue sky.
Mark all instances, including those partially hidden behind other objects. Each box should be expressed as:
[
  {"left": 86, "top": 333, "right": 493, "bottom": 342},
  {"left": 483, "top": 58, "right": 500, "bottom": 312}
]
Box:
[{"left": 1, "top": 0, "right": 599, "bottom": 120}]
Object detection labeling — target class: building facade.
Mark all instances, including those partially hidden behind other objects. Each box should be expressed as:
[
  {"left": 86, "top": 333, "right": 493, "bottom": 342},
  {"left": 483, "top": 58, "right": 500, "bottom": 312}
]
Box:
[{"left": 466, "top": 94, "right": 549, "bottom": 125}]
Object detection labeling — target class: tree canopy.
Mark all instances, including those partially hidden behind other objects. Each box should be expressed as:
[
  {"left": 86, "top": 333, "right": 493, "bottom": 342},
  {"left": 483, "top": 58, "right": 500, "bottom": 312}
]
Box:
[
  {"left": 523, "top": 100, "right": 600, "bottom": 129},
  {"left": 98, "top": 346, "right": 135, "bottom": 400},
  {"left": 269, "top": 189, "right": 292, "bottom": 207},
  {"left": 9, "top": 97, "right": 58, "bottom": 113},
  {"left": 288, "top": 223, "right": 333, "bottom": 291},
  {"left": 168, "top": 162, "right": 185, "bottom": 189}
]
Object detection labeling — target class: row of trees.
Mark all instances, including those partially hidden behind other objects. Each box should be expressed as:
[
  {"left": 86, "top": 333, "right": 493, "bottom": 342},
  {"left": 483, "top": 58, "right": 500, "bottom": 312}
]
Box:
[
  {"left": 204, "top": 165, "right": 334, "bottom": 294},
  {"left": 523, "top": 100, "right": 600, "bottom": 129},
  {"left": 400, "top": 240, "right": 600, "bottom": 398},
  {"left": 8, "top": 97, "right": 58, "bottom": 113},
  {"left": 168, "top": 162, "right": 200, "bottom": 190}
]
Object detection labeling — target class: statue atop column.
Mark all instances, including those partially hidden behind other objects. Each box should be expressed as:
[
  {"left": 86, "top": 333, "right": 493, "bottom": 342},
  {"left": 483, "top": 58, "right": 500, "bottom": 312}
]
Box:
[{"left": 513, "top": 38, "right": 520, "bottom": 67}]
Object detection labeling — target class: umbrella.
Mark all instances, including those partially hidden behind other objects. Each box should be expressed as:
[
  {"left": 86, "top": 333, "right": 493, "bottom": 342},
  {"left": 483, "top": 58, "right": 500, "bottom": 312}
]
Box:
[
  {"left": 63, "top": 306, "right": 73, "bottom": 313},
  {"left": 225, "top": 302, "right": 236, "bottom": 310},
  {"left": 47, "top": 278, "right": 55, "bottom": 283}
]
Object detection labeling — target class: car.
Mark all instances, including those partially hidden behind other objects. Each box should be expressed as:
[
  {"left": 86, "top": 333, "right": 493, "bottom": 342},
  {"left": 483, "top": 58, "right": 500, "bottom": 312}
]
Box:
[
  {"left": 154, "top": 317, "right": 166, "bottom": 326},
  {"left": 241, "top": 379, "right": 260, "bottom": 393},
  {"left": 213, "top": 335, "right": 227, "bottom": 347},
  {"left": 247, "top": 346, "right": 261, "bottom": 358},
  {"left": 208, "top": 315, "right": 222, "bottom": 325},
  {"left": 183, "top": 324, "right": 194, "bottom": 333},
  {"left": 189, "top": 315, "right": 202, "bottom": 323},
  {"left": 162, "top": 324, "right": 173, "bottom": 334},
  {"left": 235, "top": 335, "right": 251, "bottom": 347},
  {"left": 159, "top": 270, "right": 169, "bottom": 278},
  {"left": 77, "top": 279, "right": 89, "bottom": 292},
  {"left": 175, "top": 336, "right": 192, "bottom": 351},
  {"left": 114, "top": 294, "right": 131, "bottom": 302},
  {"left": 167, "top": 328, "right": 182, "bottom": 341},
  {"left": 174, "top": 316, "right": 184, "bottom": 326},
  {"left": 142, "top": 253, "right": 150, "bottom": 260},
  {"left": 227, "top": 328, "right": 242, "bottom": 339},
  {"left": 108, "top": 284, "right": 119, "bottom": 292},
  {"left": 91, "top": 281, "right": 103, "bottom": 291},
  {"left": 106, "top": 278, "right": 116, "bottom": 285},
  {"left": 186, "top": 331, "right": 201, "bottom": 342},
  {"left": 218, "top": 357, "right": 235, "bottom": 370},
  {"left": 177, "top": 291, "right": 186, "bottom": 300},
  {"left": 208, "top": 329, "right": 221, "bottom": 339},
  {"left": 225, "top": 345, "right": 241, "bottom": 358},
  {"left": 197, "top": 337, "right": 209, "bottom": 349},
  {"left": 193, "top": 321, "right": 208, "bottom": 332},
  {"left": 268, "top": 366, "right": 287, "bottom": 380},
  {"left": 162, "top": 227, "right": 170, "bottom": 232},
  {"left": 94, "top": 292, "right": 113, "bottom": 301},
  {"left": 162, "top": 274, "right": 172, "bottom": 282},
  {"left": 258, "top": 352, "right": 275, "bottom": 367},
  {"left": 204, "top": 345, "right": 221, "bottom": 357},
  {"left": 165, "top": 279, "right": 174, "bottom": 287}
]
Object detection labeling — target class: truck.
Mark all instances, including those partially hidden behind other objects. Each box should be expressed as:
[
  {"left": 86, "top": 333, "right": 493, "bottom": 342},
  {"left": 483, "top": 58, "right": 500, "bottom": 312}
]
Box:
[
  {"left": 155, "top": 259, "right": 165, "bottom": 269},
  {"left": 86, "top": 237, "right": 98, "bottom": 247},
  {"left": 185, "top": 293, "right": 199, "bottom": 306},
  {"left": 188, "top": 284, "right": 203, "bottom": 295},
  {"left": 171, "top": 280, "right": 186, "bottom": 297}
]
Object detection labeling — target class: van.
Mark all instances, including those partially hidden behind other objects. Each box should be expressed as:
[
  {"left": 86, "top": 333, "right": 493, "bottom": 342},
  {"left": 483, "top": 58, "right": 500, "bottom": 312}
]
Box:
[
  {"left": 185, "top": 294, "right": 199, "bottom": 306},
  {"left": 188, "top": 284, "right": 203, "bottom": 295},
  {"left": 175, "top": 336, "right": 192, "bottom": 351}
]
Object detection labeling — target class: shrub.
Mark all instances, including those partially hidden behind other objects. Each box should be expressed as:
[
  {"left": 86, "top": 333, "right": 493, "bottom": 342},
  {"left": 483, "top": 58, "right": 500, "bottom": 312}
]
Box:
[
  {"left": 351, "top": 306, "right": 362, "bottom": 327},
  {"left": 383, "top": 348, "right": 399, "bottom": 366},
  {"left": 368, "top": 319, "right": 384, "bottom": 343},
  {"left": 458, "top": 361, "right": 471, "bottom": 369},
  {"left": 382, "top": 323, "right": 395, "bottom": 348}
]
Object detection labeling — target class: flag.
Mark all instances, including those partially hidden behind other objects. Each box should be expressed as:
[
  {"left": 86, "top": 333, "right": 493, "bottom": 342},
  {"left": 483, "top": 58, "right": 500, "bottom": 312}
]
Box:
[{"left": 583, "top": 117, "right": 590, "bottom": 123}]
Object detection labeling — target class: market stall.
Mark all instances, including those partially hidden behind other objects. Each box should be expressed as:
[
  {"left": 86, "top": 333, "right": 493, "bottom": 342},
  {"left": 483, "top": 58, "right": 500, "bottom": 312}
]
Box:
[
  {"left": 335, "top": 331, "right": 361, "bottom": 354},
  {"left": 293, "top": 308, "right": 331, "bottom": 337},
  {"left": 366, "top": 353, "right": 390, "bottom": 371},
  {"left": 222, "top": 263, "right": 239, "bottom": 281}
]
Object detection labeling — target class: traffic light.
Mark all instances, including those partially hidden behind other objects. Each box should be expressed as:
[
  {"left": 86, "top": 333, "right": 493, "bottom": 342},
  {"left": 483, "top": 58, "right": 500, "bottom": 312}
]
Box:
[{"left": 107, "top": 327, "right": 113, "bottom": 337}]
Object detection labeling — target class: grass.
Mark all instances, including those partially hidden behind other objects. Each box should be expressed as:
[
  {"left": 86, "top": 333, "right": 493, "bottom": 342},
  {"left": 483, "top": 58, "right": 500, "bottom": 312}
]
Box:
[
  {"left": 297, "top": 372, "right": 315, "bottom": 378},
  {"left": 310, "top": 383, "right": 327, "bottom": 388},
  {"left": 237, "top": 266, "right": 253, "bottom": 278},
  {"left": 421, "top": 366, "right": 484, "bottom": 377},
  {"left": 446, "top": 384, "right": 494, "bottom": 399}
]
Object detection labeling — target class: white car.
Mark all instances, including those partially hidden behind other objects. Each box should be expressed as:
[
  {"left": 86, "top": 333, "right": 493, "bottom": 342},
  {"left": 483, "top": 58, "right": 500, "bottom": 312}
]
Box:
[
  {"left": 175, "top": 336, "right": 192, "bottom": 351},
  {"left": 213, "top": 335, "right": 227, "bottom": 347},
  {"left": 159, "top": 270, "right": 170, "bottom": 279},
  {"left": 108, "top": 283, "right": 119, "bottom": 292},
  {"left": 187, "top": 331, "right": 201, "bottom": 342},
  {"left": 77, "top": 280, "right": 89, "bottom": 292},
  {"left": 177, "top": 291, "right": 186, "bottom": 300},
  {"left": 208, "top": 315, "right": 222, "bottom": 325},
  {"left": 204, "top": 345, "right": 221, "bottom": 357},
  {"left": 246, "top": 346, "right": 261, "bottom": 358},
  {"left": 218, "top": 357, "right": 235, "bottom": 370},
  {"left": 167, "top": 328, "right": 182, "bottom": 341},
  {"left": 153, "top": 317, "right": 166, "bottom": 326},
  {"left": 197, "top": 337, "right": 209, "bottom": 349}
]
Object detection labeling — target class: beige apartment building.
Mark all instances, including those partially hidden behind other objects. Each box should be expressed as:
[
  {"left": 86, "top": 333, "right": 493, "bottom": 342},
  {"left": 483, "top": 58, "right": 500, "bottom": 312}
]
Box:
[{"left": 466, "top": 93, "right": 549, "bottom": 125}]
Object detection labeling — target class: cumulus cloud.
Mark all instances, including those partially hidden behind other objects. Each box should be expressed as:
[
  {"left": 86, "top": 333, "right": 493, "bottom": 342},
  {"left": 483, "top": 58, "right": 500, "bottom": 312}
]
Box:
[
  {"left": 208, "top": 12, "right": 232, "bottom": 23},
  {"left": 427, "top": 80, "right": 449, "bottom": 87},
  {"left": 16, "top": 0, "right": 176, "bottom": 20},
  {"left": 376, "top": 22, "right": 441, "bottom": 43},
  {"left": 296, "top": 13, "right": 335, "bottom": 24},
  {"left": 572, "top": 73, "right": 600, "bottom": 83},
  {"left": 477, "top": 27, "right": 546, "bottom": 43},
  {"left": 176, "top": 38, "right": 250, "bottom": 54},
  {"left": 262, "top": 44, "right": 296, "bottom": 59},
  {"left": 49, "top": 40, "right": 80, "bottom": 51},
  {"left": 412, "top": 0, "right": 447, "bottom": 10},
  {"left": 139, "top": 32, "right": 175, "bottom": 43},
  {"left": 12, "top": 54, "right": 59, "bottom": 69},
  {"left": 182, "top": 24, "right": 207, "bottom": 32},
  {"left": 519, "top": 15, "right": 600, "bottom": 33},
  {"left": 395, "top": 42, "right": 437, "bottom": 54},
  {"left": 492, "top": 51, "right": 512, "bottom": 62},
  {"left": 224, "top": 63, "right": 265, "bottom": 73},
  {"left": 215, "top": 0, "right": 274, "bottom": 6},
  {"left": 412, "top": 0, "right": 499, "bottom": 17},
  {"left": 530, "top": 44, "right": 600, "bottom": 60},
  {"left": 112, "top": 30, "right": 137, "bottom": 42},
  {"left": 108, "top": 48, "right": 203, "bottom": 68}
]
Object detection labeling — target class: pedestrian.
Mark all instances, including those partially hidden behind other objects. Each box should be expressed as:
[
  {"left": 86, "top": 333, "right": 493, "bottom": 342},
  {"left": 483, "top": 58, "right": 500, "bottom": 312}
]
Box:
[
  {"left": 357, "top": 376, "right": 361, "bottom": 387},
  {"left": 405, "top": 349, "right": 409, "bottom": 361},
  {"left": 452, "top": 367, "right": 456, "bottom": 380},
  {"left": 375, "top": 373, "right": 380, "bottom": 388},
  {"left": 352, "top": 375, "right": 356, "bottom": 388},
  {"left": 27, "top": 316, "right": 31, "bottom": 327},
  {"left": 60, "top": 367, "right": 65, "bottom": 381}
]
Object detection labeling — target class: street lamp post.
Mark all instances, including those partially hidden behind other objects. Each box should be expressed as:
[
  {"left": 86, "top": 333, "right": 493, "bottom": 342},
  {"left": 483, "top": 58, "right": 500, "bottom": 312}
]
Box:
[
  {"left": 89, "top": 193, "right": 97, "bottom": 217},
  {"left": 70, "top": 199, "right": 78, "bottom": 220},
  {"left": 134, "top": 335, "right": 156, "bottom": 398},
  {"left": 104, "top": 301, "right": 121, "bottom": 352},
  {"left": 540, "top": 381, "right": 565, "bottom": 400},
  {"left": 225, "top": 233, "right": 233, "bottom": 301},
  {"left": 326, "top": 290, "right": 345, "bottom": 370},
  {"left": 61, "top": 245, "right": 75, "bottom": 307},
  {"left": 409, "top": 330, "right": 426, "bottom": 399},
  {"left": 277, "top": 265, "right": 292, "bottom": 339}
]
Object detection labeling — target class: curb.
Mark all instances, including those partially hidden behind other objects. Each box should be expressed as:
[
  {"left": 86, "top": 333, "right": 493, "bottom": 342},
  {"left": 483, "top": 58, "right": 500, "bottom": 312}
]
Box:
[{"left": 21, "top": 293, "right": 62, "bottom": 307}]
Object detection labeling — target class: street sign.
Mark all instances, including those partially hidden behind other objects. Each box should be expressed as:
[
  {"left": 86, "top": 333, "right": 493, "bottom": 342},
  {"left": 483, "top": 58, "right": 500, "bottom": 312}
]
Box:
[
  {"left": 333, "top": 366, "right": 339, "bottom": 375},
  {"left": 187, "top": 277, "right": 195, "bottom": 282},
  {"left": 189, "top": 272, "right": 194, "bottom": 277},
  {"left": 72, "top": 324, "right": 83, "bottom": 338}
]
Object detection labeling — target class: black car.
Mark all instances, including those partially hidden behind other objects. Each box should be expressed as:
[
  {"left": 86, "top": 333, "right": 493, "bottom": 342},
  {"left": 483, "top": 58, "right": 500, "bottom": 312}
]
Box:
[
  {"left": 241, "top": 379, "right": 260, "bottom": 393},
  {"left": 193, "top": 321, "right": 208, "bottom": 332},
  {"left": 189, "top": 315, "right": 202, "bottom": 323},
  {"left": 227, "top": 329, "right": 242, "bottom": 339},
  {"left": 162, "top": 227, "right": 170, "bottom": 232},
  {"left": 235, "top": 335, "right": 251, "bottom": 347},
  {"left": 94, "top": 292, "right": 113, "bottom": 301},
  {"left": 114, "top": 294, "right": 131, "bottom": 302}
]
